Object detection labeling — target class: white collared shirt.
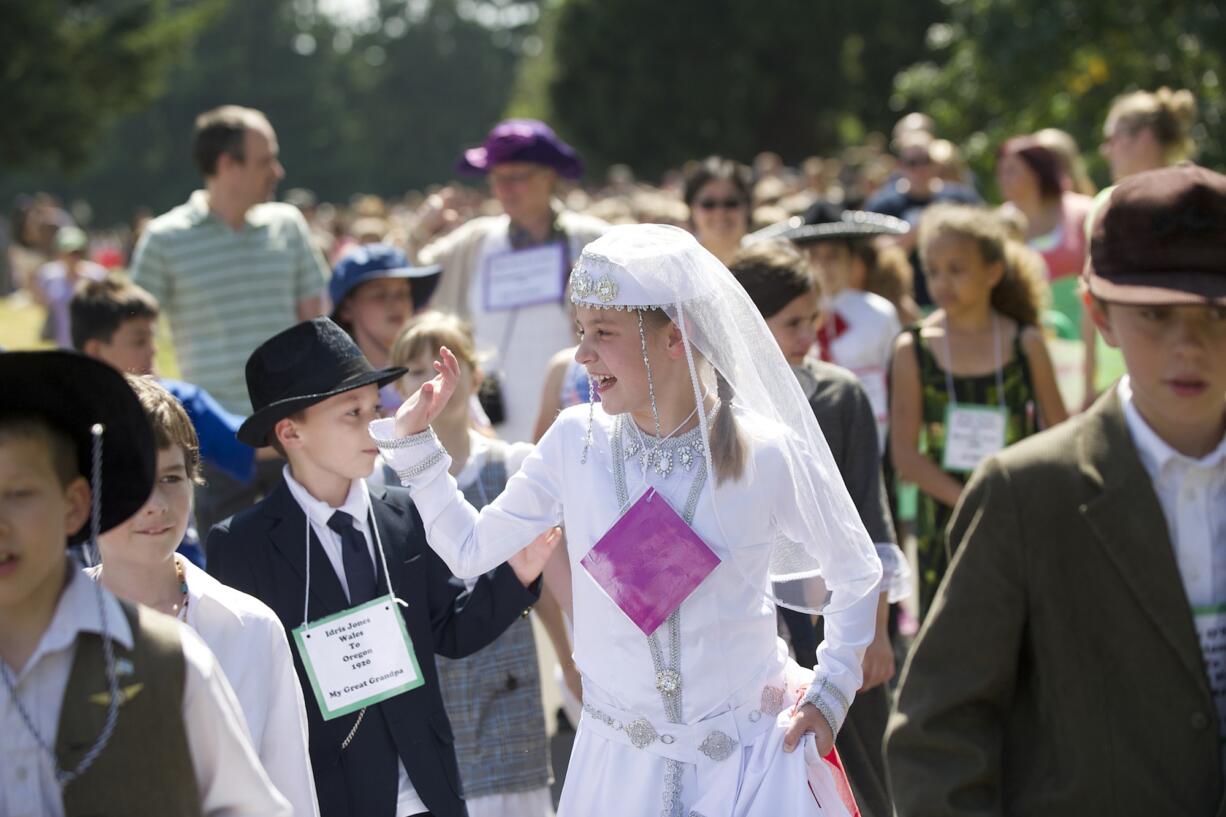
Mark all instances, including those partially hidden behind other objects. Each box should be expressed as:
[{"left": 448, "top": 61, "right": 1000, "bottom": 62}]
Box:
[
  {"left": 280, "top": 468, "right": 427, "bottom": 817},
  {"left": 182, "top": 562, "right": 321, "bottom": 817},
  {"left": 0, "top": 568, "right": 290, "bottom": 817},
  {"left": 1119, "top": 377, "right": 1226, "bottom": 610},
  {"left": 1120, "top": 376, "right": 1226, "bottom": 757},
  {"left": 283, "top": 465, "right": 379, "bottom": 604}
]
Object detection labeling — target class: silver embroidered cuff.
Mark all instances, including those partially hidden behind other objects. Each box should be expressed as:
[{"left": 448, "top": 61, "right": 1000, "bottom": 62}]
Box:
[
  {"left": 394, "top": 448, "right": 448, "bottom": 484},
  {"left": 802, "top": 676, "right": 849, "bottom": 739},
  {"left": 374, "top": 427, "right": 440, "bottom": 450}
]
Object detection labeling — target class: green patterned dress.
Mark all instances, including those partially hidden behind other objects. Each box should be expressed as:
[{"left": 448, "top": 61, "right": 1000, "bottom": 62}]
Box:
[{"left": 907, "top": 324, "right": 1039, "bottom": 620}]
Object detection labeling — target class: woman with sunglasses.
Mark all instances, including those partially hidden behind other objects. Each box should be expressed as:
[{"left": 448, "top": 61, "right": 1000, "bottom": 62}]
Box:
[{"left": 683, "top": 157, "right": 753, "bottom": 264}]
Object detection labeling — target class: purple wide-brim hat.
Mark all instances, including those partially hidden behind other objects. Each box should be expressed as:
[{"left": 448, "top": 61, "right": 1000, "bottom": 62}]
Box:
[{"left": 457, "top": 119, "right": 584, "bottom": 180}]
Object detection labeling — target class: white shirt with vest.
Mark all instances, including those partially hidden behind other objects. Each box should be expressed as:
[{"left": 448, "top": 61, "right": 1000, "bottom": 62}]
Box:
[{"left": 0, "top": 568, "right": 290, "bottom": 817}]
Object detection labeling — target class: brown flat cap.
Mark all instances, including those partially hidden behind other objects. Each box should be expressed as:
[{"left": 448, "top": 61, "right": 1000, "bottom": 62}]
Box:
[{"left": 1086, "top": 163, "right": 1226, "bottom": 305}]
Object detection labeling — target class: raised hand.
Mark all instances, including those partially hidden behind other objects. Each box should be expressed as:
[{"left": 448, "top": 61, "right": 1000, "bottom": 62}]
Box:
[
  {"left": 394, "top": 346, "right": 461, "bottom": 437},
  {"left": 508, "top": 527, "right": 563, "bottom": 587}
]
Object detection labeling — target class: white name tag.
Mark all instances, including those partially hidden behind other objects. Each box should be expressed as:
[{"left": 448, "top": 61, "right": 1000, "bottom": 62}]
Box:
[
  {"left": 293, "top": 594, "right": 423, "bottom": 720},
  {"left": 942, "top": 404, "right": 1007, "bottom": 473},
  {"left": 1194, "top": 605, "right": 1226, "bottom": 740},
  {"left": 483, "top": 243, "right": 566, "bottom": 312}
]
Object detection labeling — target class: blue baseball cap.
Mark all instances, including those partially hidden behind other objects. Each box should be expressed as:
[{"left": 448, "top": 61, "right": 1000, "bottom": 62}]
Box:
[{"left": 329, "top": 243, "right": 442, "bottom": 314}]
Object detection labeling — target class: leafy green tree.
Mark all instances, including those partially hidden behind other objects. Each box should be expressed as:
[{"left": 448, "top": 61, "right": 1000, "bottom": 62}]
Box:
[
  {"left": 1, "top": 0, "right": 540, "bottom": 225},
  {"left": 546, "top": 0, "right": 943, "bottom": 178},
  {"left": 894, "top": 0, "right": 1225, "bottom": 192},
  {"left": 0, "top": 0, "right": 222, "bottom": 170}
]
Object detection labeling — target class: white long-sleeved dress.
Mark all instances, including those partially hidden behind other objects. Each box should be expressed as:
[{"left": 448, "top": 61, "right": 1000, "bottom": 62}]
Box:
[{"left": 372, "top": 404, "right": 880, "bottom": 817}]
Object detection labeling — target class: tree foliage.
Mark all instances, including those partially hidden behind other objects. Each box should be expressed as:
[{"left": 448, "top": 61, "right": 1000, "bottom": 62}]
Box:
[
  {"left": 547, "top": 0, "right": 943, "bottom": 178},
  {"left": 894, "top": 0, "right": 1226, "bottom": 191},
  {"left": 3, "top": 0, "right": 539, "bottom": 224},
  {"left": 0, "top": 0, "right": 222, "bottom": 170}
]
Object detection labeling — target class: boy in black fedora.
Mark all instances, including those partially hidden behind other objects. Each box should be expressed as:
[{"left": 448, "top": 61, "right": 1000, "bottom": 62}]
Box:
[
  {"left": 206, "top": 317, "right": 556, "bottom": 817},
  {"left": 0, "top": 350, "right": 289, "bottom": 816},
  {"left": 887, "top": 164, "right": 1226, "bottom": 815}
]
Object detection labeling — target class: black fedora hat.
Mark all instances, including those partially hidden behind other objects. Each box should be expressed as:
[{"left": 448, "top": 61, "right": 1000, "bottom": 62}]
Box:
[
  {"left": 746, "top": 200, "right": 910, "bottom": 245},
  {"left": 1, "top": 351, "right": 156, "bottom": 545},
  {"left": 238, "top": 318, "right": 406, "bottom": 447}
]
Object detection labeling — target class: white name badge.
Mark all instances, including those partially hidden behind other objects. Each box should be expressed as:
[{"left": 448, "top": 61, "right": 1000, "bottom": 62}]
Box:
[
  {"left": 942, "top": 404, "right": 1007, "bottom": 473},
  {"left": 483, "top": 243, "right": 566, "bottom": 312},
  {"left": 293, "top": 594, "right": 424, "bottom": 720},
  {"left": 1194, "top": 604, "right": 1226, "bottom": 737}
]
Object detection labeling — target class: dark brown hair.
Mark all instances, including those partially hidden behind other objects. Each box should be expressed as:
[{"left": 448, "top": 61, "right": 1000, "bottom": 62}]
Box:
[
  {"left": 70, "top": 275, "right": 159, "bottom": 351},
  {"left": 918, "top": 204, "right": 1048, "bottom": 326},
  {"left": 641, "top": 309, "right": 745, "bottom": 485},
  {"left": 124, "top": 376, "right": 204, "bottom": 484},
  {"left": 683, "top": 156, "right": 753, "bottom": 210},
  {"left": 193, "top": 105, "right": 270, "bottom": 177},
  {"left": 998, "top": 136, "right": 1064, "bottom": 202},
  {"left": 728, "top": 240, "right": 817, "bottom": 318}
]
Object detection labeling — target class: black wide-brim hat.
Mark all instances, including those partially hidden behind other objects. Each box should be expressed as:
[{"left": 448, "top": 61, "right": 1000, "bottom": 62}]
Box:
[
  {"left": 1, "top": 351, "right": 156, "bottom": 546},
  {"left": 238, "top": 317, "right": 406, "bottom": 447},
  {"left": 746, "top": 200, "right": 910, "bottom": 246}
]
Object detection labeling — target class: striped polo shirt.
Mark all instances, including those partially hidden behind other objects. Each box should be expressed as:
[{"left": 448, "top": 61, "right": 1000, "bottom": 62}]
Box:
[{"left": 131, "top": 190, "right": 328, "bottom": 414}]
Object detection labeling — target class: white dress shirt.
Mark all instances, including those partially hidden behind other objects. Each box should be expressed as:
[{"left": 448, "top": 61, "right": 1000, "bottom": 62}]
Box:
[
  {"left": 281, "top": 467, "right": 427, "bottom": 817},
  {"left": 1120, "top": 376, "right": 1226, "bottom": 747},
  {"left": 0, "top": 568, "right": 290, "bottom": 817},
  {"left": 182, "top": 562, "right": 321, "bottom": 817}
]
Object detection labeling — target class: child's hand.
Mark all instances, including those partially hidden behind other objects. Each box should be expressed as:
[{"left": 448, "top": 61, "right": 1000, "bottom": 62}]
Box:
[
  {"left": 509, "top": 527, "right": 562, "bottom": 587},
  {"left": 783, "top": 701, "right": 834, "bottom": 756},
  {"left": 394, "top": 346, "right": 460, "bottom": 437}
]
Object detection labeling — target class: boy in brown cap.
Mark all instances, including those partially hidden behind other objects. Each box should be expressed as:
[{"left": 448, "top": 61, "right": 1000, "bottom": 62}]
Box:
[{"left": 886, "top": 163, "right": 1226, "bottom": 816}]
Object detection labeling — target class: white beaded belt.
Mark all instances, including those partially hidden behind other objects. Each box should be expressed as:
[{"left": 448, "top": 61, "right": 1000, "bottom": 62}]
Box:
[{"left": 580, "top": 684, "right": 789, "bottom": 765}]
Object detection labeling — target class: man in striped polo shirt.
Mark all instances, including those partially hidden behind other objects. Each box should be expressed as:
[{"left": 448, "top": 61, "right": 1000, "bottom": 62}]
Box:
[{"left": 131, "top": 105, "right": 328, "bottom": 528}]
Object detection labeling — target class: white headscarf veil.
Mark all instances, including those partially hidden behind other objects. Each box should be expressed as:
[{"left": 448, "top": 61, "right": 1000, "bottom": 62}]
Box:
[{"left": 570, "top": 224, "right": 881, "bottom": 615}]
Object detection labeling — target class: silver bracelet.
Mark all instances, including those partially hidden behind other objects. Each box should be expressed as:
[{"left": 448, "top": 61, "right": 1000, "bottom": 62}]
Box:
[
  {"left": 802, "top": 677, "right": 846, "bottom": 739},
  {"left": 394, "top": 448, "right": 448, "bottom": 483},
  {"left": 374, "top": 428, "right": 439, "bottom": 450}
]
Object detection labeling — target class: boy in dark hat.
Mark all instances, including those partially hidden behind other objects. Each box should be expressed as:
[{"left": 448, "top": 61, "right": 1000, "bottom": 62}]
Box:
[
  {"left": 0, "top": 351, "right": 289, "bottom": 817},
  {"left": 887, "top": 163, "right": 1226, "bottom": 815},
  {"left": 206, "top": 317, "right": 554, "bottom": 817}
]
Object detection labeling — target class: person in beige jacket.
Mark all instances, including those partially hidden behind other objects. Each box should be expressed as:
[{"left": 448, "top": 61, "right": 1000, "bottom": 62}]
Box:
[{"left": 419, "top": 120, "right": 606, "bottom": 443}]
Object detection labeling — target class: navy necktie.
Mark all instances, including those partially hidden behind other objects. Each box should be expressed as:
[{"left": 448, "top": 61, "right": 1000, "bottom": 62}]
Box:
[{"left": 327, "top": 511, "right": 377, "bottom": 605}]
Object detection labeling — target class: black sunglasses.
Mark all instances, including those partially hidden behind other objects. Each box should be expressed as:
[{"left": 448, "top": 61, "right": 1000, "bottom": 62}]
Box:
[{"left": 695, "top": 197, "right": 744, "bottom": 210}]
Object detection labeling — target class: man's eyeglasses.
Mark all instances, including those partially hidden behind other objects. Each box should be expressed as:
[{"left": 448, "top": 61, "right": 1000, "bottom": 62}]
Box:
[{"left": 899, "top": 154, "right": 932, "bottom": 168}]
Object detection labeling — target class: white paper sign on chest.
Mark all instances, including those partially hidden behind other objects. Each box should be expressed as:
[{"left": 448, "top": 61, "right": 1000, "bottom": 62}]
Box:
[
  {"left": 942, "top": 404, "right": 1007, "bottom": 473},
  {"left": 484, "top": 243, "right": 567, "bottom": 312},
  {"left": 293, "top": 595, "right": 424, "bottom": 720}
]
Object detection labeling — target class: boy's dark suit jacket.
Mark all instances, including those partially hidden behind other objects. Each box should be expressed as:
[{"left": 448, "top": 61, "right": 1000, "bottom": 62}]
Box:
[
  {"left": 886, "top": 388, "right": 1226, "bottom": 817},
  {"left": 206, "top": 478, "right": 539, "bottom": 817}
]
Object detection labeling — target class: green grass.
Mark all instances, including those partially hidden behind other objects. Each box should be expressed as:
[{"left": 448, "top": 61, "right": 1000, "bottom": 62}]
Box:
[{"left": 1, "top": 293, "right": 181, "bottom": 377}]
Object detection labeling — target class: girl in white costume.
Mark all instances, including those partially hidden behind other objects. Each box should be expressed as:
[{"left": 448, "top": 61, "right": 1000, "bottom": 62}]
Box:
[{"left": 371, "top": 224, "right": 882, "bottom": 816}]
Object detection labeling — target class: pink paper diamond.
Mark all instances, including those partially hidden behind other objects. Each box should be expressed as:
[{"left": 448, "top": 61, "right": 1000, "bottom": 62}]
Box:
[{"left": 581, "top": 488, "right": 721, "bottom": 635}]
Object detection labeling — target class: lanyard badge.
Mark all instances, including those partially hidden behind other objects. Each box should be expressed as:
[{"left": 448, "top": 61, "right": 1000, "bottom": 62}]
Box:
[{"left": 291, "top": 482, "right": 423, "bottom": 720}]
